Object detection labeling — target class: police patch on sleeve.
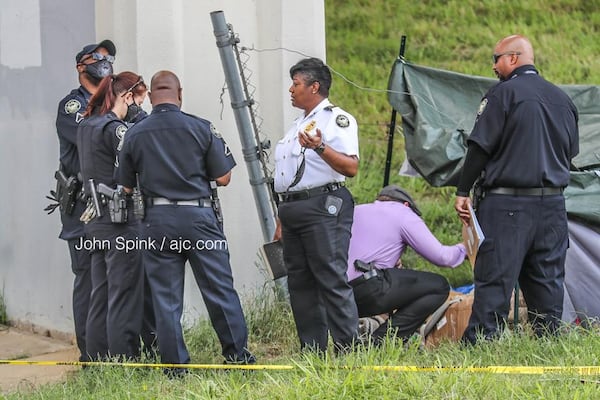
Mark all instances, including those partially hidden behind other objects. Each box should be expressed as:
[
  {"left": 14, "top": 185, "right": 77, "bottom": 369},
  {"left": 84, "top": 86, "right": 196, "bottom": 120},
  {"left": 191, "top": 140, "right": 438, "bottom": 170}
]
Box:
[
  {"left": 477, "top": 98, "right": 488, "bottom": 116},
  {"left": 64, "top": 99, "right": 81, "bottom": 114},
  {"left": 116, "top": 124, "right": 128, "bottom": 152},
  {"left": 336, "top": 114, "right": 350, "bottom": 128},
  {"left": 210, "top": 123, "right": 222, "bottom": 138},
  {"left": 115, "top": 124, "right": 128, "bottom": 140}
]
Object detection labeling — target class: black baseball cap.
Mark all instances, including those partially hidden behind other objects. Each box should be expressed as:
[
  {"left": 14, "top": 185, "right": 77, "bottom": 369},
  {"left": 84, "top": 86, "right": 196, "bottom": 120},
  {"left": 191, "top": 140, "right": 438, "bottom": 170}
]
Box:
[
  {"left": 378, "top": 185, "right": 422, "bottom": 216},
  {"left": 75, "top": 39, "right": 116, "bottom": 63}
]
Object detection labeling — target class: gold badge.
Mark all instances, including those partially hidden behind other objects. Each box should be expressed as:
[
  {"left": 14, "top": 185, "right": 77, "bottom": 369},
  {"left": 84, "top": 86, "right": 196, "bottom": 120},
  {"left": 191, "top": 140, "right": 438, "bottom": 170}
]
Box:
[
  {"left": 210, "top": 123, "right": 222, "bottom": 138},
  {"left": 336, "top": 114, "right": 349, "bottom": 128},
  {"left": 303, "top": 120, "right": 317, "bottom": 136},
  {"left": 64, "top": 99, "right": 81, "bottom": 114},
  {"left": 477, "top": 98, "right": 488, "bottom": 115}
]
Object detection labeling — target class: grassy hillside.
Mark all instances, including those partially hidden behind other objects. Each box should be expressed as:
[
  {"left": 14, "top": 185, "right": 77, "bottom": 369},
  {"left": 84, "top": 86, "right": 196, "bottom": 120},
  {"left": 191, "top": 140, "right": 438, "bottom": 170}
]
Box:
[{"left": 325, "top": 0, "right": 599, "bottom": 286}]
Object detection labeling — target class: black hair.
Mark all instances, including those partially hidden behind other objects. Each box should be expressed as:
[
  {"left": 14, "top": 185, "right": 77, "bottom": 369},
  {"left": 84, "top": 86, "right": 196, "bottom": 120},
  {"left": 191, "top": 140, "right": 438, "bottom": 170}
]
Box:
[{"left": 289, "top": 57, "right": 332, "bottom": 97}]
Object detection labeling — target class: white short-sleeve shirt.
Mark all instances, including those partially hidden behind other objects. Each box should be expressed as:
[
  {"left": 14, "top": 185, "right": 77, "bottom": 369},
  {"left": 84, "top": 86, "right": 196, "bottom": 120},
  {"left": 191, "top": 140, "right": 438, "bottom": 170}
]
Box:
[{"left": 274, "top": 99, "right": 359, "bottom": 193}]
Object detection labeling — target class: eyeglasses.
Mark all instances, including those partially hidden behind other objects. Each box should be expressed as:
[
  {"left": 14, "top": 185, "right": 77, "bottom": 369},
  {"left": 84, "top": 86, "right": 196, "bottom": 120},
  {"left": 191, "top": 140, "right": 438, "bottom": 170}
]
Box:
[
  {"left": 125, "top": 76, "right": 144, "bottom": 93},
  {"left": 492, "top": 51, "right": 521, "bottom": 64},
  {"left": 82, "top": 52, "right": 115, "bottom": 63}
]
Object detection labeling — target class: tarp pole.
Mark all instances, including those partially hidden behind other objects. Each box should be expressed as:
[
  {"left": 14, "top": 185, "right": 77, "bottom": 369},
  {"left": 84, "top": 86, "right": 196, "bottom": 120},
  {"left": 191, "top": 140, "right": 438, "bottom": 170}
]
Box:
[{"left": 383, "top": 35, "right": 407, "bottom": 187}]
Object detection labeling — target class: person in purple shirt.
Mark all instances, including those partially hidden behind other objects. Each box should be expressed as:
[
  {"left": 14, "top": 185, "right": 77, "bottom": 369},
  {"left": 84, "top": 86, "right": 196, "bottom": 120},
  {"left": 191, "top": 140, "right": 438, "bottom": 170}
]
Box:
[{"left": 347, "top": 185, "right": 466, "bottom": 342}]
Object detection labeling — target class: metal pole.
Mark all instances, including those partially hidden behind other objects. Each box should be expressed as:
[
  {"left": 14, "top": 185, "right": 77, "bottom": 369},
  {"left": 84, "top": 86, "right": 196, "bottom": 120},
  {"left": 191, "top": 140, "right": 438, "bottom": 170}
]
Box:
[
  {"left": 383, "top": 35, "right": 407, "bottom": 187},
  {"left": 210, "top": 10, "right": 276, "bottom": 241}
]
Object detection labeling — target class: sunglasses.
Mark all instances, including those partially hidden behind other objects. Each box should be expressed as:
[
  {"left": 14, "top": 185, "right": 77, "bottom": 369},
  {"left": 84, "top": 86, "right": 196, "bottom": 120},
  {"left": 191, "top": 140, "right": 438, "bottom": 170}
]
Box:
[
  {"left": 82, "top": 52, "right": 115, "bottom": 63},
  {"left": 125, "top": 76, "right": 145, "bottom": 93},
  {"left": 492, "top": 51, "right": 521, "bottom": 64}
]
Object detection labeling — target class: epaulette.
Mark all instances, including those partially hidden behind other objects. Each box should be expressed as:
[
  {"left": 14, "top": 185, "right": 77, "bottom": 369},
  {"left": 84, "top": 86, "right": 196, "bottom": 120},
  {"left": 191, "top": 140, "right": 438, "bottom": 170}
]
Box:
[{"left": 324, "top": 105, "right": 338, "bottom": 112}]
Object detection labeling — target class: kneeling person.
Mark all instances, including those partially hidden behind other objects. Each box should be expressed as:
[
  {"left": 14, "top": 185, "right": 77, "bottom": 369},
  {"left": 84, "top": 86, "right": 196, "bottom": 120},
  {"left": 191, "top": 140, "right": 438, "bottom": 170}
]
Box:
[{"left": 348, "top": 185, "right": 466, "bottom": 341}]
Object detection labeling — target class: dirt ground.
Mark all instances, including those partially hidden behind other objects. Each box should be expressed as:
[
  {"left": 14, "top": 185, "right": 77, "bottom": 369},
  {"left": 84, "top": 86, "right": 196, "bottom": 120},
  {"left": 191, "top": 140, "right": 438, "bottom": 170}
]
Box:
[{"left": 0, "top": 325, "right": 79, "bottom": 395}]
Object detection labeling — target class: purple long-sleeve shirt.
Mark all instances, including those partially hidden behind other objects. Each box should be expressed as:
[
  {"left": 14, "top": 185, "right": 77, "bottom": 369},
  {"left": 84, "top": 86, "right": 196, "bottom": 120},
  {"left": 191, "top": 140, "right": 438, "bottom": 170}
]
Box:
[{"left": 347, "top": 200, "right": 466, "bottom": 281}]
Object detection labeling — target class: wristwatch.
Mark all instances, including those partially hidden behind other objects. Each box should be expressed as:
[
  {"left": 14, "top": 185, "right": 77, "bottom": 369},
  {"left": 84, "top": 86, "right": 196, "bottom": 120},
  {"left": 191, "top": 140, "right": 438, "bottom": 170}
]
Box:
[{"left": 314, "top": 142, "right": 326, "bottom": 155}]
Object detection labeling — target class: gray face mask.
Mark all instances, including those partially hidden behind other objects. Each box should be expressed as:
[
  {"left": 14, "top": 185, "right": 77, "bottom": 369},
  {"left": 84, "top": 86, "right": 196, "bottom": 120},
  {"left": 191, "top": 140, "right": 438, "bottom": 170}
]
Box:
[{"left": 85, "top": 60, "right": 113, "bottom": 80}]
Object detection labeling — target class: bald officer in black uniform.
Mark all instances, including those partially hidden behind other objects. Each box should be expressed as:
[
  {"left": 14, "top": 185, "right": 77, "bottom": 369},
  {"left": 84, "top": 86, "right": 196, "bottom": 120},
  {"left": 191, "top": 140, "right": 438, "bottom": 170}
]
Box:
[
  {"left": 117, "top": 71, "right": 255, "bottom": 373},
  {"left": 455, "top": 35, "right": 579, "bottom": 344},
  {"left": 54, "top": 40, "right": 115, "bottom": 362}
]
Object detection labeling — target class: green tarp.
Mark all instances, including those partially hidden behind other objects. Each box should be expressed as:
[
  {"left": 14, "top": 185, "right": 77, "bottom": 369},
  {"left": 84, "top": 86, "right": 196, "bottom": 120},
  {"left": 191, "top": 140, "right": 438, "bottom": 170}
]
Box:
[{"left": 387, "top": 60, "right": 600, "bottom": 227}]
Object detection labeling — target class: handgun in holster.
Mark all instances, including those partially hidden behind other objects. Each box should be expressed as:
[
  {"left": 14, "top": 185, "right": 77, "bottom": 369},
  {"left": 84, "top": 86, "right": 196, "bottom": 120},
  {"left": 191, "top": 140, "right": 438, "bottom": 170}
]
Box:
[
  {"left": 354, "top": 259, "right": 378, "bottom": 280},
  {"left": 472, "top": 170, "right": 486, "bottom": 212},
  {"left": 210, "top": 180, "right": 224, "bottom": 229},
  {"left": 80, "top": 179, "right": 102, "bottom": 223},
  {"left": 97, "top": 183, "right": 128, "bottom": 224},
  {"left": 54, "top": 169, "right": 80, "bottom": 215},
  {"left": 132, "top": 173, "right": 145, "bottom": 221}
]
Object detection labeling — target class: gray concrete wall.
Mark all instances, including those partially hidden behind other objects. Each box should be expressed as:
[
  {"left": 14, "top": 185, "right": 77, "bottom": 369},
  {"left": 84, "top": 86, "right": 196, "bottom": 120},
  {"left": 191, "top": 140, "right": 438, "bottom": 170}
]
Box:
[{"left": 0, "top": 0, "right": 325, "bottom": 335}]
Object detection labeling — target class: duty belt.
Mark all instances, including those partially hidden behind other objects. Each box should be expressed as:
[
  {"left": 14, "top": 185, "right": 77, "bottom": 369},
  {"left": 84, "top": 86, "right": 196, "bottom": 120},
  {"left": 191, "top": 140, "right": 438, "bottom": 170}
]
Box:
[
  {"left": 148, "top": 197, "right": 212, "bottom": 207},
  {"left": 487, "top": 187, "right": 563, "bottom": 196},
  {"left": 278, "top": 182, "right": 344, "bottom": 203}
]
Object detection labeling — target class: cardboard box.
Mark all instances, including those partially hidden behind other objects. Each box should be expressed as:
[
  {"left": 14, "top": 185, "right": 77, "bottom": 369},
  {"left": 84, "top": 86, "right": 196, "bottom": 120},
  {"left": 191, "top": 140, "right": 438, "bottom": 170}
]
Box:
[{"left": 423, "top": 291, "right": 474, "bottom": 347}]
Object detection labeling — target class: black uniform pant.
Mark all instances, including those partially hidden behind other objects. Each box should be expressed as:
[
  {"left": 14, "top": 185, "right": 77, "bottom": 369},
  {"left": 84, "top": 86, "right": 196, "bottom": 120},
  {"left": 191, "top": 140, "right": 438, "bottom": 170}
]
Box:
[
  {"left": 278, "top": 187, "right": 359, "bottom": 352},
  {"left": 84, "top": 218, "right": 144, "bottom": 360},
  {"left": 463, "top": 193, "right": 568, "bottom": 344},
  {"left": 142, "top": 205, "right": 251, "bottom": 365},
  {"left": 67, "top": 238, "right": 92, "bottom": 361},
  {"left": 351, "top": 268, "right": 450, "bottom": 339}
]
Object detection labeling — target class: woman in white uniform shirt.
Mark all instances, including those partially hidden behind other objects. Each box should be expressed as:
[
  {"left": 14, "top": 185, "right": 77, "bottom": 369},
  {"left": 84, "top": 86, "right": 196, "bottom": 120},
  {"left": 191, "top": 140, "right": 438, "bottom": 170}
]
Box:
[{"left": 273, "top": 57, "right": 360, "bottom": 353}]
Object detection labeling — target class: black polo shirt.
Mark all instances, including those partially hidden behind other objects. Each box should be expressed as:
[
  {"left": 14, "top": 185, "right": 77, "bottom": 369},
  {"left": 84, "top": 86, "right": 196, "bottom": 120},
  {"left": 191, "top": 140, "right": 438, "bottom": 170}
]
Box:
[
  {"left": 469, "top": 65, "right": 579, "bottom": 188},
  {"left": 117, "top": 103, "right": 236, "bottom": 200}
]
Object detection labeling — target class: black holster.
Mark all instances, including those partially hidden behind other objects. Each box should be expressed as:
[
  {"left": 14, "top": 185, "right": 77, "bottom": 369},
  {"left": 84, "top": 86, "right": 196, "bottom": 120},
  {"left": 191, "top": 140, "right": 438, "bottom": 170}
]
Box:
[{"left": 55, "top": 170, "right": 81, "bottom": 215}]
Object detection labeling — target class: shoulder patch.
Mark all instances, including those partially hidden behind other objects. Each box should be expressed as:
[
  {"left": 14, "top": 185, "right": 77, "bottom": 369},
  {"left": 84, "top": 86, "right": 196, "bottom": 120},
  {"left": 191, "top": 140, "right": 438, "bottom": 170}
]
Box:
[
  {"left": 65, "top": 99, "right": 81, "bottom": 114},
  {"left": 336, "top": 114, "right": 350, "bottom": 128},
  {"left": 477, "top": 98, "right": 488, "bottom": 116},
  {"left": 115, "top": 124, "right": 128, "bottom": 140},
  {"left": 115, "top": 124, "right": 127, "bottom": 152},
  {"left": 210, "top": 123, "right": 222, "bottom": 138}
]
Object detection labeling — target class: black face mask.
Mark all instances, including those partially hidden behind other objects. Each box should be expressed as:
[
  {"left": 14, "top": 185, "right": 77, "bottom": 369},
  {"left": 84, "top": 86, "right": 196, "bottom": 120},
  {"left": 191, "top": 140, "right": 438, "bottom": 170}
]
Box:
[
  {"left": 85, "top": 60, "right": 113, "bottom": 80},
  {"left": 124, "top": 102, "right": 142, "bottom": 123}
]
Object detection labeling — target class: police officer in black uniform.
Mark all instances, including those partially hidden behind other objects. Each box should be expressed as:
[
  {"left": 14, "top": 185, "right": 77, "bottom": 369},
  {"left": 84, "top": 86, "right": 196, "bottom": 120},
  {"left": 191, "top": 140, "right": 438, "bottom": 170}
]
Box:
[
  {"left": 117, "top": 70, "right": 255, "bottom": 374},
  {"left": 455, "top": 35, "right": 579, "bottom": 344},
  {"left": 54, "top": 40, "right": 115, "bottom": 362},
  {"left": 77, "top": 71, "right": 148, "bottom": 360}
]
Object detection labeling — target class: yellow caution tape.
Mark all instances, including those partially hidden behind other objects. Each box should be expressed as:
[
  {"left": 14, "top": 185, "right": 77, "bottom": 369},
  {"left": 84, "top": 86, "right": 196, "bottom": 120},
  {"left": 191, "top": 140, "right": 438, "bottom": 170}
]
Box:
[
  {"left": 363, "top": 365, "right": 600, "bottom": 375},
  {"left": 1, "top": 360, "right": 599, "bottom": 375}
]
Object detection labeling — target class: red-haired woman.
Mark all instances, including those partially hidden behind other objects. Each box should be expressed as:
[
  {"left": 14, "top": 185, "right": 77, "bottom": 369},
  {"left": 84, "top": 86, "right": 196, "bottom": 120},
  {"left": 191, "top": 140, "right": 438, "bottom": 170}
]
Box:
[{"left": 76, "top": 71, "right": 147, "bottom": 361}]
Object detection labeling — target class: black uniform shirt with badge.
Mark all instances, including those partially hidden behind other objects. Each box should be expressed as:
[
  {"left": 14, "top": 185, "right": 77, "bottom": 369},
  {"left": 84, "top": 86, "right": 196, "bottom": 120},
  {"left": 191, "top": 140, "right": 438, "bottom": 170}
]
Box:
[
  {"left": 117, "top": 103, "right": 236, "bottom": 200},
  {"left": 77, "top": 112, "right": 128, "bottom": 189},
  {"left": 467, "top": 65, "right": 579, "bottom": 189},
  {"left": 273, "top": 98, "right": 359, "bottom": 193},
  {"left": 56, "top": 86, "right": 92, "bottom": 177}
]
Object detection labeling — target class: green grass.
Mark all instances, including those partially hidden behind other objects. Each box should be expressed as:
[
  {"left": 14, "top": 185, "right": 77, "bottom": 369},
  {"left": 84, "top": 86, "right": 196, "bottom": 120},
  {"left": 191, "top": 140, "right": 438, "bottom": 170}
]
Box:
[
  {"left": 0, "top": 289, "right": 7, "bottom": 326},
  {"left": 6, "top": 1, "right": 599, "bottom": 398},
  {"left": 6, "top": 286, "right": 600, "bottom": 399}
]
